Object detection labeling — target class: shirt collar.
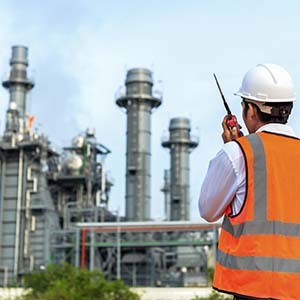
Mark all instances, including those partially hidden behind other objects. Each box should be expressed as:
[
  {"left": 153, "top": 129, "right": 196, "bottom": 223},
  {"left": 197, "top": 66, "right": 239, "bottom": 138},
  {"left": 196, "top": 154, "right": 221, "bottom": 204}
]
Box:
[{"left": 256, "top": 123, "right": 297, "bottom": 137}]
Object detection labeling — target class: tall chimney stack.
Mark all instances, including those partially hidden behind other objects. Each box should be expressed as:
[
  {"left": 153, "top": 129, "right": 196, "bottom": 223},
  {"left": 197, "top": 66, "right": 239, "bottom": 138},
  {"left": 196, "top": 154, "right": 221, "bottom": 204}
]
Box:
[
  {"left": 162, "top": 118, "right": 198, "bottom": 221},
  {"left": 116, "top": 68, "right": 162, "bottom": 221},
  {"left": 2, "top": 46, "right": 34, "bottom": 134}
]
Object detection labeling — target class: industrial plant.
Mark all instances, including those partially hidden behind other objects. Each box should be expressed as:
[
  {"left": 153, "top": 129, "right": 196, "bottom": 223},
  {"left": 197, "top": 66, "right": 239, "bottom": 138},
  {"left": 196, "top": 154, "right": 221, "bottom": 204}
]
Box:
[{"left": 0, "top": 46, "right": 218, "bottom": 287}]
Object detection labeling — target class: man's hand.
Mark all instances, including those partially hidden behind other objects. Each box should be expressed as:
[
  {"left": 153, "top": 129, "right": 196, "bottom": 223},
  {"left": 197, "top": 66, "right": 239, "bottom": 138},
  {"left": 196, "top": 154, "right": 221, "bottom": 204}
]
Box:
[{"left": 222, "top": 115, "right": 240, "bottom": 143}]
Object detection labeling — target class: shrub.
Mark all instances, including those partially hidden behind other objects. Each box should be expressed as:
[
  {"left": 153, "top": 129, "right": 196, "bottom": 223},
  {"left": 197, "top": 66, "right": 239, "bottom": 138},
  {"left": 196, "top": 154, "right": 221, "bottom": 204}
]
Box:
[
  {"left": 207, "top": 267, "right": 214, "bottom": 286},
  {"left": 192, "top": 290, "right": 232, "bottom": 300},
  {"left": 22, "top": 263, "right": 140, "bottom": 300}
]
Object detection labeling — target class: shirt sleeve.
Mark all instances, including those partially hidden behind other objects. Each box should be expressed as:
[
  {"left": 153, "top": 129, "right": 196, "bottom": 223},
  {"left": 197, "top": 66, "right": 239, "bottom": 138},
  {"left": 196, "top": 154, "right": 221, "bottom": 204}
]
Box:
[{"left": 199, "top": 147, "right": 239, "bottom": 222}]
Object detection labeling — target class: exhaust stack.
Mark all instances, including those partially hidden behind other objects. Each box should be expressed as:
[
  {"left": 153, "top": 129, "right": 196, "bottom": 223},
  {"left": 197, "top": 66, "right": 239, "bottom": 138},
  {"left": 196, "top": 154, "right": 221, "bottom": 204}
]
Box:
[
  {"left": 162, "top": 118, "right": 198, "bottom": 220},
  {"left": 2, "top": 46, "right": 34, "bottom": 135},
  {"left": 116, "top": 68, "right": 162, "bottom": 221}
]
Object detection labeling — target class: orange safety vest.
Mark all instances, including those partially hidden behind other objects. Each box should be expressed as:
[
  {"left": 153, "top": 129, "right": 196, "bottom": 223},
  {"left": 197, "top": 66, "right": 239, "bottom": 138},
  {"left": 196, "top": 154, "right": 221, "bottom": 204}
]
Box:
[{"left": 213, "top": 131, "right": 300, "bottom": 300}]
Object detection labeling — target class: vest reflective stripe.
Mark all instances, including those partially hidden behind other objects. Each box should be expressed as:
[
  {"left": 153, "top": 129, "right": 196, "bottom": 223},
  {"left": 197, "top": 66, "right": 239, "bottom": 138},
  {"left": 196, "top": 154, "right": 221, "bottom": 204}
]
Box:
[
  {"left": 218, "top": 249, "right": 300, "bottom": 273},
  {"left": 223, "top": 215, "right": 300, "bottom": 237},
  {"left": 247, "top": 134, "right": 267, "bottom": 220},
  {"left": 213, "top": 132, "right": 300, "bottom": 299},
  {"left": 218, "top": 227, "right": 300, "bottom": 259},
  {"left": 214, "top": 261, "right": 300, "bottom": 300}
]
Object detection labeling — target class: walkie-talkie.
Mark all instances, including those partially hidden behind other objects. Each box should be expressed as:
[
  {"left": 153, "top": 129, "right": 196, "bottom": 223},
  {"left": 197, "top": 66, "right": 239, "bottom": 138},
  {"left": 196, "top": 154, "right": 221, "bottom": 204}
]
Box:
[{"left": 213, "top": 73, "right": 243, "bottom": 137}]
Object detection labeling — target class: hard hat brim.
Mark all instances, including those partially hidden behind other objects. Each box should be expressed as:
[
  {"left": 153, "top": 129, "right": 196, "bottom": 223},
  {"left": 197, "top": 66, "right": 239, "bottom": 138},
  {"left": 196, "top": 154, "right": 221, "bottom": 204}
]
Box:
[{"left": 234, "top": 91, "right": 296, "bottom": 103}]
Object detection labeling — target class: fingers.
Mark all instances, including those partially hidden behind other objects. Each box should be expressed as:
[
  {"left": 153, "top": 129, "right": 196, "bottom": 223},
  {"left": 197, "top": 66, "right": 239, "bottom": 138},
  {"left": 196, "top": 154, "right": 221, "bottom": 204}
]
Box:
[
  {"left": 221, "top": 116, "right": 230, "bottom": 132},
  {"left": 222, "top": 116, "right": 231, "bottom": 143},
  {"left": 221, "top": 116, "right": 239, "bottom": 143},
  {"left": 230, "top": 126, "right": 239, "bottom": 140}
]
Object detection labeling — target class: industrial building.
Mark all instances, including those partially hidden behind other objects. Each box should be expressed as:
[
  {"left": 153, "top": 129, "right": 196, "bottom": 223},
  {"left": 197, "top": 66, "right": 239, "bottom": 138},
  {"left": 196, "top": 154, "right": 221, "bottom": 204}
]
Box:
[{"left": 0, "top": 46, "right": 218, "bottom": 287}]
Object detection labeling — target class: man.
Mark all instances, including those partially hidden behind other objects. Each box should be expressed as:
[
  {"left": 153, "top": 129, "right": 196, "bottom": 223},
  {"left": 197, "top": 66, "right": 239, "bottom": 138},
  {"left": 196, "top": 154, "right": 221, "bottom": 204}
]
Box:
[{"left": 199, "top": 63, "right": 300, "bottom": 299}]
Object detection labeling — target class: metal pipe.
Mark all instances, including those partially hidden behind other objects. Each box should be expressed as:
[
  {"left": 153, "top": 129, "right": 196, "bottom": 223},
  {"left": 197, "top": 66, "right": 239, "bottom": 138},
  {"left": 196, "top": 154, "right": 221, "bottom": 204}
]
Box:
[
  {"left": 76, "top": 220, "right": 220, "bottom": 229},
  {"left": 75, "top": 228, "right": 80, "bottom": 267},
  {"left": 29, "top": 255, "right": 34, "bottom": 271},
  {"left": 14, "top": 149, "right": 24, "bottom": 278},
  {"left": 81, "top": 229, "right": 86, "bottom": 269},
  {"left": 24, "top": 166, "right": 33, "bottom": 258},
  {"left": 116, "top": 211, "right": 121, "bottom": 280},
  {"left": 161, "top": 169, "right": 171, "bottom": 220},
  {"left": 89, "top": 230, "right": 95, "bottom": 271}
]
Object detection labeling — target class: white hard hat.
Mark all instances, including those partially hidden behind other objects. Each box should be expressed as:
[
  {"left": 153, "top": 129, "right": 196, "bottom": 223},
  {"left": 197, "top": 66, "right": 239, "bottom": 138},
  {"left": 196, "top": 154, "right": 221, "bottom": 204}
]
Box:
[{"left": 234, "top": 63, "right": 296, "bottom": 102}]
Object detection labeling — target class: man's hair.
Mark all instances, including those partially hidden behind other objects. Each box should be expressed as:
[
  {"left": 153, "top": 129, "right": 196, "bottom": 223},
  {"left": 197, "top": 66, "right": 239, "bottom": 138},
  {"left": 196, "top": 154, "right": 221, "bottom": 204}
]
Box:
[{"left": 243, "top": 100, "right": 293, "bottom": 124}]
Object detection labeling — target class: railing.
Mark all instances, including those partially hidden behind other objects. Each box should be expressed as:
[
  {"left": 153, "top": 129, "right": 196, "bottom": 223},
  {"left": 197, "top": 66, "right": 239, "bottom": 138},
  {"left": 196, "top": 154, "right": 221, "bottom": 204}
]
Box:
[
  {"left": 114, "top": 85, "right": 163, "bottom": 101},
  {"left": 161, "top": 134, "right": 199, "bottom": 146}
]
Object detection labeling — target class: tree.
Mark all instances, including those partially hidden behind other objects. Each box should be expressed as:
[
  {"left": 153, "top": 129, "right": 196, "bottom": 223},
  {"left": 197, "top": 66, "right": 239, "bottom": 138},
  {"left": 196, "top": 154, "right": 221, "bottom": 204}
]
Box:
[{"left": 22, "top": 263, "right": 140, "bottom": 300}]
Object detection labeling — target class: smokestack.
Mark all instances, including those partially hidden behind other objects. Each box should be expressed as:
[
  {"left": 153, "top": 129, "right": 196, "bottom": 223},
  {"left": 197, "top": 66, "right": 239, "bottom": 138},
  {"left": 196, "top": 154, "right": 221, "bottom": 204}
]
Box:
[
  {"left": 116, "top": 68, "right": 162, "bottom": 221},
  {"left": 162, "top": 118, "right": 198, "bottom": 221},
  {"left": 2, "top": 46, "right": 34, "bottom": 134}
]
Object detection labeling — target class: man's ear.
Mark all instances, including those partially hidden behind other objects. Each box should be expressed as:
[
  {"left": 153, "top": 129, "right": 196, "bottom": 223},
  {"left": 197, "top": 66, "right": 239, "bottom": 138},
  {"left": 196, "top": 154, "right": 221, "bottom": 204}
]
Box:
[{"left": 248, "top": 103, "right": 258, "bottom": 120}]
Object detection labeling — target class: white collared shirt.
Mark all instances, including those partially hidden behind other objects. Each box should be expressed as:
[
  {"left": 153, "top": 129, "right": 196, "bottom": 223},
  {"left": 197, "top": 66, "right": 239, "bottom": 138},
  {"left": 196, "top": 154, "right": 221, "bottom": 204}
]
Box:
[{"left": 199, "top": 123, "right": 297, "bottom": 222}]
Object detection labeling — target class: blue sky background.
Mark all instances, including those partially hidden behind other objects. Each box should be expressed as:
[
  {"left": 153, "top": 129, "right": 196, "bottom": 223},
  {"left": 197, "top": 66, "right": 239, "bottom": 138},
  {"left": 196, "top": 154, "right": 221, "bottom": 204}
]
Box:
[{"left": 1, "top": 1, "right": 300, "bottom": 220}]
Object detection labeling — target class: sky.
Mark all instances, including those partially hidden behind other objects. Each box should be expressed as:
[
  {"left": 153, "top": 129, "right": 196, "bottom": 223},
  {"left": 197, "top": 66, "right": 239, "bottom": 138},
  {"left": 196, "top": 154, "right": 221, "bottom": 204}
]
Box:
[{"left": 1, "top": 0, "right": 300, "bottom": 221}]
